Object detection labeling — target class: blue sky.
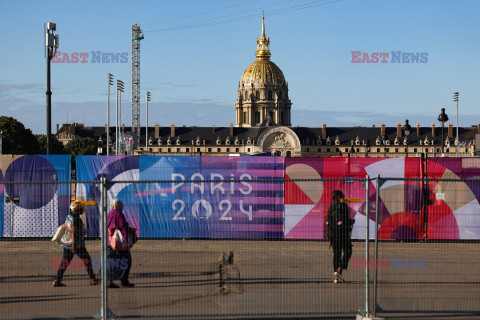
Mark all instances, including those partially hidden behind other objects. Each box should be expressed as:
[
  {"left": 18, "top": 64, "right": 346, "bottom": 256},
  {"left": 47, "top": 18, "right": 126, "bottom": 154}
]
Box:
[{"left": 1, "top": 0, "right": 479, "bottom": 134}]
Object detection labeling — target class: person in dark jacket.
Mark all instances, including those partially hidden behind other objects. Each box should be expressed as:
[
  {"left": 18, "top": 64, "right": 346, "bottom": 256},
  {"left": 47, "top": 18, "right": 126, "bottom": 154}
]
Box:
[{"left": 326, "top": 190, "right": 354, "bottom": 283}]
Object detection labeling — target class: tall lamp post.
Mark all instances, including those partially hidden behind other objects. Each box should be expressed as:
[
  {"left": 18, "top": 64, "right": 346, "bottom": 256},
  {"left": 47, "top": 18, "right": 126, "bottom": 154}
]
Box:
[
  {"left": 45, "top": 22, "right": 59, "bottom": 154},
  {"left": 107, "top": 74, "right": 113, "bottom": 155},
  {"left": 146, "top": 91, "right": 151, "bottom": 151},
  {"left": 0, "top": 130, "right": 3, "bottom": 154},
  {"left": 116, "top": 80, "right": 124, "bottom": 155},
  {"left": 453, "top": 92, "right": 459, "bottom": 157},
  {"left": 438, "top": 108, "right": 449, "bottom": 156}
]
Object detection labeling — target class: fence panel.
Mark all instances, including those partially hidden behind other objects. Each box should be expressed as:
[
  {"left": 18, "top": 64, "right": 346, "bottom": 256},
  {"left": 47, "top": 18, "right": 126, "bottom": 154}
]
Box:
[
  {"left": 374, "top": 178, "right": 480, "bottom": 314},
  {"left": 103, "top": 178, "right": 366, "bottom": 318},
  {"left": 0, "top": 181, "right": 101, "bottom": 320}
]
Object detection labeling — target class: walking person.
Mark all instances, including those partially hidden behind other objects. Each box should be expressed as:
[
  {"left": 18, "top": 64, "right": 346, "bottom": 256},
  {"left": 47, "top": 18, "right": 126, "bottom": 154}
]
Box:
[
  {"left": 53, "top": 202, "right": 100, "bottom": 287},
  {"left": 326, "top": 190, "right": 355, "bottom": 283},
  {"left": 107, "top": 199, "right": 135, "bottom": 288}
]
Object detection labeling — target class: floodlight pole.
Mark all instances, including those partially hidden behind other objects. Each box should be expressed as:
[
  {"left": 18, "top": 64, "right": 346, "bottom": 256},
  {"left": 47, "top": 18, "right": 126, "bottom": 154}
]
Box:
[
  {"left": 453, "top": 92, "right": 459, "bottom": 157},
  {"left": 107, "top": 74, "right": 113, "bottom": 155},
  {"left": 146, "top": 91, "right": 151, "bottom": 151}
]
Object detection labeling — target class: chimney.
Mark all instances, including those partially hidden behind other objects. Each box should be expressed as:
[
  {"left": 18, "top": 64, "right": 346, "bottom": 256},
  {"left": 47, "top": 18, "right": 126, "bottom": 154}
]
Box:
[
  {"left": 380, "top": 123, "right": 385, "bottom": 137},
  {"left": 478, "top": 124, "right": 480, "bottom": 134},
  {"left": 448, "top": 123, "right": 453, "bottom": 137},
  {"left": 212, "top": 124, "right": 215, "bottom": 133},
  {"left": 56, "top": 124, "right": 59, "bottom": 132},
  {"left": 230, "top": 123, "right": 234, "bottom": 137},
  {"left": 170, "top": 123, "right": 175, "bottom": 137},
  {"left": 372, "top": 125, "right": 376, "bottom": 128},
  {"left": 155, "top": 123, "right": 159, "bottom": 138},
  {"left": 416, "top": 123, "right": 421, "bottom": 136},
  {"left": 431, "top": 123, "right": 435, "bottom": 137},
  {"left": 397, "top": 123, "right": 402, "bottom": 137},
  {"left": 105, "top": 123, "right": 108, "bottom": 133},
  {"left": 322, "top": 124, "right": 327, "bottom": 139}
]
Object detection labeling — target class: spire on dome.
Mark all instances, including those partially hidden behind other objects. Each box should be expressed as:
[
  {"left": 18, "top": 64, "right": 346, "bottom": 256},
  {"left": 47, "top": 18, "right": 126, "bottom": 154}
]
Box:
[{"left": 256, "top": 12, "right": 271, "bottom": 61}]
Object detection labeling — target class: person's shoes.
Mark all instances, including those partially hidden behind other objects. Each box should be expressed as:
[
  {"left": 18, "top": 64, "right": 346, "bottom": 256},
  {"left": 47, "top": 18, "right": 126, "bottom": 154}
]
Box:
[
  {"left": 334, "top": 279, "right": 338, "bottom": 284},
  {"left": 90, "top": 279, "right": 101, "bottom": 286},
  {"left": 53, "top": 280, "right": 66, "bottom": 287},
  {"left": 334, "top": 272, "right": 345, "bottom": 283},
  {"left": 121, "top": 281, "right": 135, "bottom": 287},
  {"left": 107, "top": 282, "right": 119, "bottom": 288}
]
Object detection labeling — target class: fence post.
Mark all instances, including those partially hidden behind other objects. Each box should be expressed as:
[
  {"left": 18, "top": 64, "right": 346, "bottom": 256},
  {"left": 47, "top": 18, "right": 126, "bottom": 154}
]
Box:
[
  {"left": 365, "top": 174, "right": 370, "bottom": 316},
  {"left": 100, "top": 177, "right": 108, "bottom": 320},
  {"left": 373, "top": 175, "right": 380, "bottom": 317}
]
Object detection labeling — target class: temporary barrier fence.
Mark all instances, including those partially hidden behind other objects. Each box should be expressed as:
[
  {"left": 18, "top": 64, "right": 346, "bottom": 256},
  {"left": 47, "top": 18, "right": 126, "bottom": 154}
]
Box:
[{"left": 1, "top": 176, "right": 479, "bottom": 319}]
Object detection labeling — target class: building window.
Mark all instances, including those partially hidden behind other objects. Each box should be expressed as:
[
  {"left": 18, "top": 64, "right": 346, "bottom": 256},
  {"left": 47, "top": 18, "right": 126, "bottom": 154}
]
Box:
[
  {"left": 436, "top": 148, "right": 440, "bottom": 153},
  {"left": 268, "top": 91, "right": 272, "bottom": 100},
  {"left": 356, "top": 148, "right": 360, "bottom": 152},
  {"left": 217, "top": 148, "right": 221, "bottom": 152},
  {"left": 286, "top": 151, "right": 291, "bottom": 157},
  {"left": 256, "top": 91, "right": 260, "bottom": 99},
  {"left": 395, "top": 148, "right": 398, "bottom": 153},
  {"left": 414, "top": 148, "right": 417, "bottom": 153},
  {"left": 345, "top": 148, "right": 349, "bottom": 152},
  {"left": 168, "top": 148, "right": 171, "bottom": 152},
  {"left": 336, "top": 148, "right": 339, "bottom": 152},
  {"left": 208, "top": 148, "right": 211, "bottom": 152},
  {"left": 247, "top": 148, "right": 250, "bottom": 152},
  {"left": 243, "top": 111, "right": 247, "bottom": 123},
  {"left": 236, "top": 148, "right": 239, "bottom": 152},
  {"left": 306, "top": 148, "right": 310, "bottom": 152},
  {"left": 318, "top": 148, "right": 321, "bottom": 152},
  {"left": 245, "top": 91, "right": 248, "bottom": 100},
  {"left": 149, "top": 148, "right": 152, "bottom": 152},
  {"left": 186, "top": 148, "right": 190, "bottom": 152},
  {"left": 255, "top": 111, "right": 260, "bottom": 124},
  {"left": 197, "top": 148, "right": 200, "bottom": 152},
  {"left": 226, "top": 148, "right": 230, "bottom": 152},
  {"left": 377, "top": 148, "right": 380, "bottom": 152},
  {"left": 327, "top": 148, "right": 330, "bottom": 152},
  {"left": 385, "top": 148, "right": 389, "bottom": 153},
  {"left": 176, "top": 148, "right": 180, "bottom": 152}
]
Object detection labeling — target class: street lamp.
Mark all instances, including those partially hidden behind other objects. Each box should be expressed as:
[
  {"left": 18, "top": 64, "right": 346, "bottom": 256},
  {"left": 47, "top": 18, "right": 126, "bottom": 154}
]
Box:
[
  {"left": 107, "top": 73, "right": 113, "bottom": 155},
  {"left": 0, "top": 130, "right": 3, "bottom": 154},
  {"left": 116, "top": 80, "right": 124, "bottom": 155},
  {"left": 382, "top": 134, "right": 388, "bottom": 157},
  {"left": 453, "top": 92, "right": 459, "bottom": 157},
  {"left": 403, "top": 120, "right": 411, "bottom": 157},
  {"left": 146, "top": 91, "right": 151, "bottom": 151},
  {"left": 438, "top": 108, "right": 449, "bottom": 156},
  {"left": 45, "top": 22, "right": 59, "bottom": 154}
]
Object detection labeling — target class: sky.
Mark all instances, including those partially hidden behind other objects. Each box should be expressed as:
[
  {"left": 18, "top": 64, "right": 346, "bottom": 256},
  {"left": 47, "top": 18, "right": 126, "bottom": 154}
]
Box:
[{"left": 0, "top": 0, "right": 479, "bottom": 134}]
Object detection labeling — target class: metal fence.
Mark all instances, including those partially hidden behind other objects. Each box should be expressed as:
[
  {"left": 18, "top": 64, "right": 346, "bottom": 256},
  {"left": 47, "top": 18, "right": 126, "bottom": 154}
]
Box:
[{"left": 1, "top": 177, "right": 479, "bottom": 319}]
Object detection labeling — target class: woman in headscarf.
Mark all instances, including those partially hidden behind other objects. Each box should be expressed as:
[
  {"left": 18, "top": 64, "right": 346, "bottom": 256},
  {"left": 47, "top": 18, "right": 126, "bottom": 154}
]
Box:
[{"left": 107, "top": 199, "right": 134, "bottom": 288}]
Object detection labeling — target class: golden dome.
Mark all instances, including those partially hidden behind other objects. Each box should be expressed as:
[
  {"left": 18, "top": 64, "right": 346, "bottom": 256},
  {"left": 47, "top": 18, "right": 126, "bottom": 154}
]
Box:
[
  {"left": 240, "top": 60, "right": 285, "bottom": 86},
  {"left": 240, "top": 14, "right": 285, "bottom": 87}
]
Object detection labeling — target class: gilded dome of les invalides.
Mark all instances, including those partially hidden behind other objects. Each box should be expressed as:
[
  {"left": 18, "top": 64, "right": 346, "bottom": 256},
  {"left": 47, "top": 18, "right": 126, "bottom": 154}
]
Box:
[{"left": 239, "top": 16, "right": 286, "bottom": 87}]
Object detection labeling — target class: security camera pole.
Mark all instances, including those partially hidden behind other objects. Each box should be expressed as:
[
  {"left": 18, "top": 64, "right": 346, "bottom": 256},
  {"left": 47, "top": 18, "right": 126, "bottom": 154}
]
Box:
[{"left": 45, "top": 22, "right": 59, "bottom": 154}]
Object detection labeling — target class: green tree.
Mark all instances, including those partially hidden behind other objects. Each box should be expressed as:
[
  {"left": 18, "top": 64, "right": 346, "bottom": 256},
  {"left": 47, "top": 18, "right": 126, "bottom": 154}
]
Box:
[
  {"left": 0, "top": 116, "right": 41, "bottom": 154},
  {"left": 36, "top": 134, "right": 66, "bottom": 154},
  {"left": 65, "top": 137, "right": 98, "bottom": 156}
]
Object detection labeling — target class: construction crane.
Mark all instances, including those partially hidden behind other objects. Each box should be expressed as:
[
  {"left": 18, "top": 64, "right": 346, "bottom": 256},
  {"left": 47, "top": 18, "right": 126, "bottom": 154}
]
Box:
[{"left": 131, "top": 24, "right": 144, "bottom": 147}]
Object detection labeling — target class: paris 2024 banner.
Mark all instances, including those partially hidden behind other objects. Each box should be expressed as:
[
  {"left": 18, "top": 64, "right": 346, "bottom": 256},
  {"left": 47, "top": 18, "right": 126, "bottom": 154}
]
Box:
[
  {"left": 285, "top": 157, "right": 480, "bottom": 240},
  {"left": 75, "top": 156, "right": 284, "bottom": 238}
]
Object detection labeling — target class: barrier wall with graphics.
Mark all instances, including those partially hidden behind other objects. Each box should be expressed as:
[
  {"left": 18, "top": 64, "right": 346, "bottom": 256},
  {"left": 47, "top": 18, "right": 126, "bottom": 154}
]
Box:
[
  {"left": 0, "top": 155, "right": 71, "bottom": 237},
  {"left": 285, "top": 157, "right": 480, "bottom": 240}
]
